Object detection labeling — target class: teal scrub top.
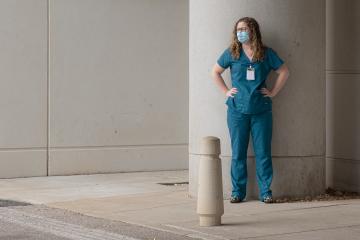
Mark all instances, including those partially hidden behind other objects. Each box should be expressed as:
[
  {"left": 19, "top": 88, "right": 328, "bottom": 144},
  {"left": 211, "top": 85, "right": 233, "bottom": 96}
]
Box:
[{"left": 217, "top": 47, "right": 284, "bottom": 114}]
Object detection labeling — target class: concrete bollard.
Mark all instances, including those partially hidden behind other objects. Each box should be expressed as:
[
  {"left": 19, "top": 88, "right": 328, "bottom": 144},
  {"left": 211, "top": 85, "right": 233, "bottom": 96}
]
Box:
[{"left": 196, "top": 136, "right": 224, "bottom": 227}]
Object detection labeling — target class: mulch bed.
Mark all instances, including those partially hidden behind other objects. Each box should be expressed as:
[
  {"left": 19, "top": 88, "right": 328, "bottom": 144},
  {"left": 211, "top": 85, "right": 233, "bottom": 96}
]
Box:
[{"left": 273, "top": 187, "right": 360, "bottom": 203}]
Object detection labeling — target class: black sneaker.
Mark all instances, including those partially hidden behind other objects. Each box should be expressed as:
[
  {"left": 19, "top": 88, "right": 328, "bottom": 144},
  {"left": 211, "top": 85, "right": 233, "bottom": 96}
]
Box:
[
  {"left": 262, "top": 195, "right": 274, "bottom": 204},
  {"left": 230, "top": 196, "right": 243, "bottom": 203}
]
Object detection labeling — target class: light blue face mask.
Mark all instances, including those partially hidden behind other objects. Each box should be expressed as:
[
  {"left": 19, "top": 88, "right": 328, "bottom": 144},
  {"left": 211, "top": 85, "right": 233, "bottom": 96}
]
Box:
[{"left": 237, "top": 31, "right": 249, "bottom": 43}]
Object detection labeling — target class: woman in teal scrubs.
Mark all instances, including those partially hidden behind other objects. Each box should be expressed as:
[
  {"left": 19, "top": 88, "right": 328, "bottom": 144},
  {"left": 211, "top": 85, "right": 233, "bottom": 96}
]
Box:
[{"left": 212, "top": 17, "right": 290, "bottom": 204}]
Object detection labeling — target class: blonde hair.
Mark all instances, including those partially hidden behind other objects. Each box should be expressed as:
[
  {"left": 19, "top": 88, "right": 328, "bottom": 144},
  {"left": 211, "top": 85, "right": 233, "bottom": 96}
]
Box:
[{"left": 230, "top": 17, "right": 266, "bottom": 62}]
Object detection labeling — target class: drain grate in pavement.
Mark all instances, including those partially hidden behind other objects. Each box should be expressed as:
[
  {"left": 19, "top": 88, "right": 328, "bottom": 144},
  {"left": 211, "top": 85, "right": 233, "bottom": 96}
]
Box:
[
  {"left": 157, "top": 181, "right": 189, "bottom": 186},
  {"left": 0, "top": 199, "right": 31, "bottom": 207}
]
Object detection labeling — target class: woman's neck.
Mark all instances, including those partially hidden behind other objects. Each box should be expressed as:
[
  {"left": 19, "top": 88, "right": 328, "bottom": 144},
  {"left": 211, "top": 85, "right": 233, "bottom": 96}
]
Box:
[{"left": 242, "top": 42, "right": 252, "bottom": 51}]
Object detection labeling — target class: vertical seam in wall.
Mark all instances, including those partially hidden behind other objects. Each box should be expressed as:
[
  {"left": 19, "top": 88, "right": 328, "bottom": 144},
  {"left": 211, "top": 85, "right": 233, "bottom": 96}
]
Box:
[{"left": 46, "top": 0, "right": 50, "bottom": 176}]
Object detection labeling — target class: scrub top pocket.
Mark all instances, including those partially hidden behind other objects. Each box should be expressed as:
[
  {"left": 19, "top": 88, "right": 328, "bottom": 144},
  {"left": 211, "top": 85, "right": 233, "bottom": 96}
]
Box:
[{"left": 230, "top": 62, "right": 246, "bottom": 81}]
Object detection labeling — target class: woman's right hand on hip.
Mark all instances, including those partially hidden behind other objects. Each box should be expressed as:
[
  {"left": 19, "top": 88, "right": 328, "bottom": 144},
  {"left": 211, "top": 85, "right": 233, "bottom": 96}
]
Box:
[{"left": 226, "top": 88, "right": 238, "bottom": 97}]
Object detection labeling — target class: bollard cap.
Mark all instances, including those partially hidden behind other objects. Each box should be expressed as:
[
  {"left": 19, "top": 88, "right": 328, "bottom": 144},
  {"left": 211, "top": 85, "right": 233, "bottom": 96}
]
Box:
[{"left": 200, "top": 136, "right": 221, "bottom": 155}]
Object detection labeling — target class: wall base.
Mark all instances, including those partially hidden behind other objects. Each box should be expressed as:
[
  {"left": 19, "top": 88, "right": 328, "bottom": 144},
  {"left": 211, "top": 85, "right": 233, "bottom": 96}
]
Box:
[{"left": 190, "top": 154, "right": 325, "bottom": 200}]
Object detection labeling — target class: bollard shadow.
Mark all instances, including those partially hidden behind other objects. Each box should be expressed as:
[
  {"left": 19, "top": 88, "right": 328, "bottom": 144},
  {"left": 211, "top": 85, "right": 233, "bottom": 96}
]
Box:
[{"left": 219, "top": 222, "right": 252, "bottom": 226}]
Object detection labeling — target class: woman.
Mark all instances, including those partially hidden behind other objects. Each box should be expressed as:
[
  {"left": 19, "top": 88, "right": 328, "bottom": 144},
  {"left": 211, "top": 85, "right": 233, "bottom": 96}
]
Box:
[{"left": 212, "top": 17, "right": 289, "bottom": 204}]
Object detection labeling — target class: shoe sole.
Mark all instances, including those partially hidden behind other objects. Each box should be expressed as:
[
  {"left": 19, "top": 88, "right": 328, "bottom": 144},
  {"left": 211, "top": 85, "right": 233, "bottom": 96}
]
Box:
[
  {"left": 230, "top": 198, "right": 243, "bottom": 203},
  {"left": 263, "top": 198, "right": 273, "bottom": 204}
]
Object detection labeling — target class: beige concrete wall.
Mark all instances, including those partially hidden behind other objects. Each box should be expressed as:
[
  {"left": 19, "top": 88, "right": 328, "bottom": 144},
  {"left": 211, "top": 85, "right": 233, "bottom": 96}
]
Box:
[
  {"left": 48, "top": 0, "right": 189, "bottom": 175},
  {"left": 326, "top": 0, "right": 360, "bottom": 192},
  {"left": 189, "top": 0, "right": 326, "bottom": 199},
  {"left": 0, "top": 0, "right": 48, "bottom": 178},
  {"left": 0, "top": 0, "right": 189, "bottom": 178}
]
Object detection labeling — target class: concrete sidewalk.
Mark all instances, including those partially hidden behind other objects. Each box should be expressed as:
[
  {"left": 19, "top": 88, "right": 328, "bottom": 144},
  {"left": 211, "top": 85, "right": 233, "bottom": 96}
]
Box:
[{"left": 0, "top": 170, "right": 359, "bottom": 240}]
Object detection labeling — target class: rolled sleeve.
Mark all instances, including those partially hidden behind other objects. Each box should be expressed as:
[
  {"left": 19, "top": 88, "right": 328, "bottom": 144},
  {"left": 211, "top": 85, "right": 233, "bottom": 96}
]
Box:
[
  {"left": 217, "top": 48, "right": 231, "bottom": 69},
  {"left": 267, "top": 47, "right": 284, "bottom": 71}
]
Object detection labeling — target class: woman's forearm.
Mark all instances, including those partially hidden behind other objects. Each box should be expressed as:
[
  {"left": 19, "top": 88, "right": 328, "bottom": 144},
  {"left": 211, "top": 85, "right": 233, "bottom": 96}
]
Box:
[
  {"left": 212, "top": 72, "right": 229, "bottom": 95},
  {"left": 271, "top": 71, "right": 289, "bottom": 97}
]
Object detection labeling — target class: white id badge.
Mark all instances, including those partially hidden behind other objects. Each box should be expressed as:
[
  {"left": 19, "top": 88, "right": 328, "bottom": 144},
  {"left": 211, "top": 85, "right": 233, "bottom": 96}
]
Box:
[{"left": 246, "top": 66, "right": 255, "bottom": 80}]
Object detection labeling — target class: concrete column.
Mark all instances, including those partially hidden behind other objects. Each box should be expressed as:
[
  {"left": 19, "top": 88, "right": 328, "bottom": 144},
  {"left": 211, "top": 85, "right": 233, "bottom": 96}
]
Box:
[
  {"left": 189, "top": 0, "right": 326, "bottom": 199},
  {"left": 326, "top": 0, "right": 360, "bottom": 192}
]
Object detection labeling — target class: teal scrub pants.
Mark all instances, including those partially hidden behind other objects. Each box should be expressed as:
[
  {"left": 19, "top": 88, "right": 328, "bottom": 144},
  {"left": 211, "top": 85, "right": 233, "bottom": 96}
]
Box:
[{"left": 227, "top": 108, "right": 273, "bottom": 201}]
